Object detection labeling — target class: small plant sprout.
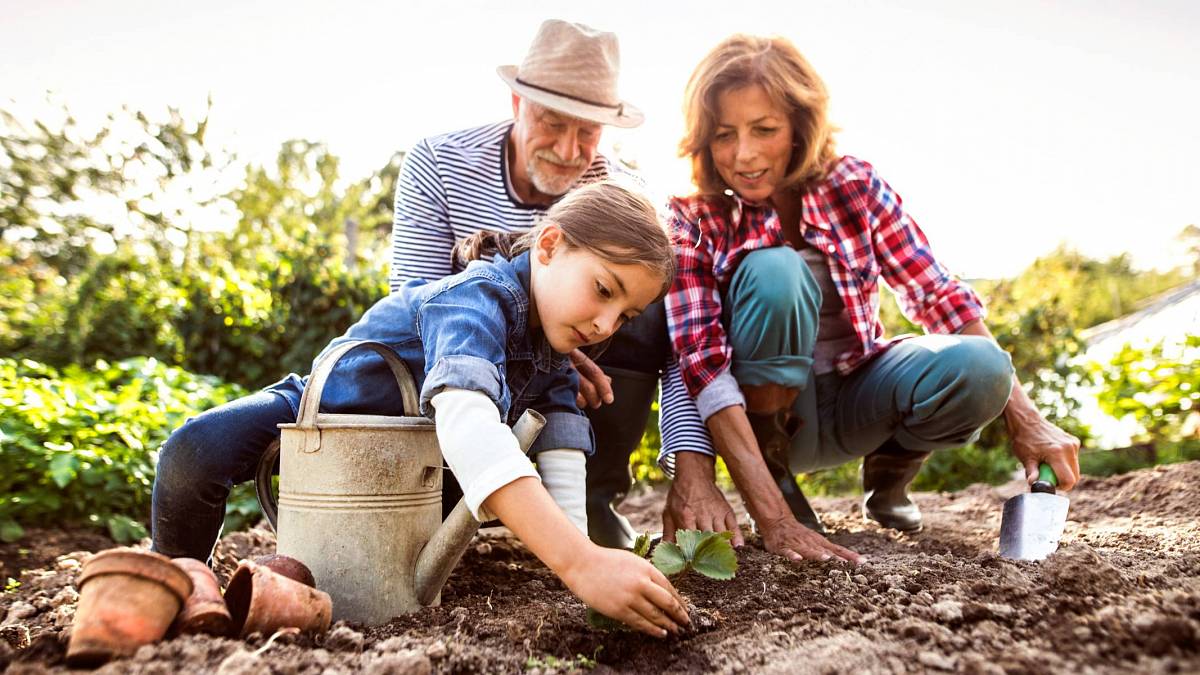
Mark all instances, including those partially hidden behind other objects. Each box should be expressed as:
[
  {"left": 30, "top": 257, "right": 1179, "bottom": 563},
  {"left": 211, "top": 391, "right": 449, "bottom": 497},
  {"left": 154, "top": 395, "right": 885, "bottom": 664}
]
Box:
[
  {"left": 651, "top": 530, "right": 737, "bottom": 580},
  {"left": 587, "top": 529, "right": 737, "bottom": 631}
]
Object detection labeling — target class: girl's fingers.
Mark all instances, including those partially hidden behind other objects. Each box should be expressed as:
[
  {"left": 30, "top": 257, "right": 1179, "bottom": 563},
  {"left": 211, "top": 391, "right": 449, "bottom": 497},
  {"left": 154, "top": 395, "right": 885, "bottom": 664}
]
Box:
[
  {"left": 644, "top": 572, "right": 689, "bottom": 625},
  {"left": 619, "top": 608, "right": 669, "bottom": 638},
  {"left": 632, "top": 595, "right": 681, "bottom": 635}
]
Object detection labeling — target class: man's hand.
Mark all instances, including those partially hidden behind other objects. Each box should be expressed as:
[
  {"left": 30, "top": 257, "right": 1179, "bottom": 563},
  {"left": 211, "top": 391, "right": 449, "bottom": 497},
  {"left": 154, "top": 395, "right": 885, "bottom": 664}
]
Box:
[
  {"left": 1007, "top": 410, "right": 1082, "bottom": 491},
  {"left": 569, "top": 349, "right": 613, "bottom": 409},
  {"left": 663, "top": 452, "right": 744, "bottom": 547},
  {"left": 758, "top": 515, "right": 862, "bottom": 565}
]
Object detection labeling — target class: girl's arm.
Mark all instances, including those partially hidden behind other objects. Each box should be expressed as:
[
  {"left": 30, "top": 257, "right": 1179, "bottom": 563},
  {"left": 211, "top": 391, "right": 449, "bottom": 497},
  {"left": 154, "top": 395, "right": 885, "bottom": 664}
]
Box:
[
  {"left": 483, "top": 475, "right": 689, "bottom": 638},
  {"left": 431, "top": 388, "right": 689, "bottom": 637}
]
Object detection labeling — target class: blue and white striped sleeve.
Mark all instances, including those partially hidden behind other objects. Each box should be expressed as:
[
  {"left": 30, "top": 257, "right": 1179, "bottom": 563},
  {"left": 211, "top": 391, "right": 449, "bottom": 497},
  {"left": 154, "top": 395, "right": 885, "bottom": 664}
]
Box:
[
  {"left": 391, "top": 139, "right": 454, "bottom": 291},
  {"left": 657, "top": 361, "right": 717, "bottom": 478}
]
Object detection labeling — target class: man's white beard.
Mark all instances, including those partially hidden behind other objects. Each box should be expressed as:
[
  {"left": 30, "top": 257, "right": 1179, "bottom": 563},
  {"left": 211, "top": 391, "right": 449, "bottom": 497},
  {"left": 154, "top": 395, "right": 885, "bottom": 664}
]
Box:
[{"left": 528, "top": 153, "right": 586, "bottom": 196}]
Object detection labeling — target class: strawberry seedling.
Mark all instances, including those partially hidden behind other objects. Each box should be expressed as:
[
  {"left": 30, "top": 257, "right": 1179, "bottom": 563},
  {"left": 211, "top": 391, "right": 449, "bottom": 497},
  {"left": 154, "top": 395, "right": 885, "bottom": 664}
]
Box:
[{"left": 587, "top": 529, "right": 737, "bottom": 630}]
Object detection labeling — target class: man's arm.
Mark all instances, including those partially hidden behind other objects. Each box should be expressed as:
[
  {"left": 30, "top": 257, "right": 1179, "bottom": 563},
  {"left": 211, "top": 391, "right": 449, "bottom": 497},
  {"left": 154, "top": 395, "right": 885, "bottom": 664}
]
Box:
[{"left": 391, "top": 139, "right": 454, "bottom": 291}]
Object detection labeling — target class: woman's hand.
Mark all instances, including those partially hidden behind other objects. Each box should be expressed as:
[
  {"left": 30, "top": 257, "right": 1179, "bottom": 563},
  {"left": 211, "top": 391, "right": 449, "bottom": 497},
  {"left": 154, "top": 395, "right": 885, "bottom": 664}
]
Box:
[
  {"left": 560, "top": 545, "right": 691, "bottom": 638},
  {"left": 569, "top": 349, "right": 613, "bottom": 409},
  {"left": 1006, "top": 409, "right": 1082, "bottom": 491}
]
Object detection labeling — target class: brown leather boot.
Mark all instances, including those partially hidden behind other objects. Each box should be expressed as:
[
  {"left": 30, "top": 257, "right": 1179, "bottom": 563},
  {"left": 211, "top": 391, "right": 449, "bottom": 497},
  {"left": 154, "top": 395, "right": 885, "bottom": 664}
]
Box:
[
  {"left": 862, "top": 440, "right": 930, "bottom": 532},
  {"left": 747, "top": 411, "right": 825, "bottom": 533}
]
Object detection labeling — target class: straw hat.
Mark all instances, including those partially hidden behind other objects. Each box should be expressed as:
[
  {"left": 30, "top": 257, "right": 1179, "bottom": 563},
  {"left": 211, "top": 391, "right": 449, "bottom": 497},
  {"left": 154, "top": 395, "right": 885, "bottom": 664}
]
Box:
[{"left": 497, "top": 19, "right": 644, "bottom": 129}]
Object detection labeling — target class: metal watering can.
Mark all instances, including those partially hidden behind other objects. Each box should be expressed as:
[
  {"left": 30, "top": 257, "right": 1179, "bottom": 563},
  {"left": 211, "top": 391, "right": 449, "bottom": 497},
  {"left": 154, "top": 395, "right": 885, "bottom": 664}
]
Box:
[{"left": 254, "top": 340, "right": 544, "bottom": 625}]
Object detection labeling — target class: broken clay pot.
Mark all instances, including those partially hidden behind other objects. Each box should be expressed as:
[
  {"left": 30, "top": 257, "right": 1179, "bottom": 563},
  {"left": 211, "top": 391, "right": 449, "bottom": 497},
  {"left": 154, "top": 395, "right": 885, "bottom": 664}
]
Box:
[
  {"left": 224, "top": 559, "right": 332, "bottom": 638},
  {"left": 66, "top": 548, "right": 192, "bottom": 667},
  {"left": 171, "top": 558, "right": 232, "bottom": 636}
]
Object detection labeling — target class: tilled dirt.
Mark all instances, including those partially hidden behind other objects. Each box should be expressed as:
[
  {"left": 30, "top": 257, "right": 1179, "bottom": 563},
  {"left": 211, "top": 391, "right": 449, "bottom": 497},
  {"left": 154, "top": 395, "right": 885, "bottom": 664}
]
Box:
[{"left": 3, "top": 462, "right": 1199, "bottom": 674}]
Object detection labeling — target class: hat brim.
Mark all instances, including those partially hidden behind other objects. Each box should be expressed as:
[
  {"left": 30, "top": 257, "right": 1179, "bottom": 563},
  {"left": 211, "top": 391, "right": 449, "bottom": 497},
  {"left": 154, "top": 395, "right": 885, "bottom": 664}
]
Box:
[{"left": 497, "top": 65, "right": 644, "bottom": 129}]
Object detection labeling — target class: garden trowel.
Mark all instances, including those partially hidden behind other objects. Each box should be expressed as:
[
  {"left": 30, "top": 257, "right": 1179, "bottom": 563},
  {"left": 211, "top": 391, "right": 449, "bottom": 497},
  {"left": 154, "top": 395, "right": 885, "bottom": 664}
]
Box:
[{"left": 998, "top": 464, "right": 1069, "bottom": 561}]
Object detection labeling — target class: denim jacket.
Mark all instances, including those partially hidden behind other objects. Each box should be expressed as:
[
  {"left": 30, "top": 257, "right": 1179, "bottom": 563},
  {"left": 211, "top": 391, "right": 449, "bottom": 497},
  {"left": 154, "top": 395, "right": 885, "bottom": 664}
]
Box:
[{"left": 265, "top": 251, "right": 592, "bottom": 455}]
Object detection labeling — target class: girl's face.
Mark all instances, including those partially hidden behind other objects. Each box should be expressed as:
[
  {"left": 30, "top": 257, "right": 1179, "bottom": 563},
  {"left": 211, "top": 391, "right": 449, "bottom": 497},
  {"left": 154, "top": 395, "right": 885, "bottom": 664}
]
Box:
[
  {"left": 709, "top": 84, "right": 795, "bottom": 204},
  {"left": 530, "top": 225, "right": 663, "bottom": 355}
]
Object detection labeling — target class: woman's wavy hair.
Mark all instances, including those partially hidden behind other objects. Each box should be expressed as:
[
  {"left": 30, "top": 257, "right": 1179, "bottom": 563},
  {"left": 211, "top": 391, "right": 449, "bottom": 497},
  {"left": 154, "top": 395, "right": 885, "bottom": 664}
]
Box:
[
  {"left": 451, "top": 181, "right": 676, "bottom": 301},
  {"left": 680, "top": 34, "right": 839, "bottom": 197}
]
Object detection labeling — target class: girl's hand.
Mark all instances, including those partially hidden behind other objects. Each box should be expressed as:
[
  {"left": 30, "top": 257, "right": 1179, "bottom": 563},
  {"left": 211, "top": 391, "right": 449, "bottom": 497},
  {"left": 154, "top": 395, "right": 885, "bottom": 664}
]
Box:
[{"left": 560, "top": 545, "right": 691, "bottom": 638}]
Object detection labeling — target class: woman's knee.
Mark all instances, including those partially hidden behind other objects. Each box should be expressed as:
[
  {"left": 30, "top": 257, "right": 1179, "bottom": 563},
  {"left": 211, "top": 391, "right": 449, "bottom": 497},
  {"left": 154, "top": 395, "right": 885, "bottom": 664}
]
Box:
[
  {"left": 731, "top": 247, "right": 821, "bottom": 317},
  {"left": 950, "top": 337, "right": 1014, "bottom": 419}
]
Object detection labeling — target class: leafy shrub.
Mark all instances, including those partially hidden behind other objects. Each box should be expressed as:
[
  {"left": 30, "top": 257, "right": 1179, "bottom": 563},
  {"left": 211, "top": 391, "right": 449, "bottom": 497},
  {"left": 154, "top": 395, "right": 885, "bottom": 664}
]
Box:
[{"left": 0, "top": 357, "right": 244, "bottom": 543}]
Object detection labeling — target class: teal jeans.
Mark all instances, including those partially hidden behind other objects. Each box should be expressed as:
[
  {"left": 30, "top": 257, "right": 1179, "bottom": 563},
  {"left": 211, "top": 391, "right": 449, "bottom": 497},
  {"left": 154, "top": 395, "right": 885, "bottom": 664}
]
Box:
[{"left": 726, "top": 247, "right": 1014, "bottom": 473}]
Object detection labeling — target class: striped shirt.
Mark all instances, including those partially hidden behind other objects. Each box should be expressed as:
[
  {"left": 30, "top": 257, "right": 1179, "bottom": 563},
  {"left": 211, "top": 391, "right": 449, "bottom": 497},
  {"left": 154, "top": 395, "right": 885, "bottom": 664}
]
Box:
[
  {"left": 390, "top": 120, "right": 612, "bottom": 287},
  {"left": 389, "top": 120, "right": 718, "bottom": 464}
]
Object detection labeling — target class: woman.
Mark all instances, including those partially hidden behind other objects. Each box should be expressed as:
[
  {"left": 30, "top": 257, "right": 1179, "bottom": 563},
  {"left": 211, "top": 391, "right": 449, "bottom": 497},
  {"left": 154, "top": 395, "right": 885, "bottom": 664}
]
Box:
[{"left": 660, "top": 35, "right": 1081, "bottom": 563}]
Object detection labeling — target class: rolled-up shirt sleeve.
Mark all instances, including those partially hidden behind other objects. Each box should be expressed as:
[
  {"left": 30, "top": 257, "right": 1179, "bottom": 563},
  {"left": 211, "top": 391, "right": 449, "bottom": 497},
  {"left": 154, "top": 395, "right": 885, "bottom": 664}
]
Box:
[
  {"left": 528, "top": 366, "right": 594, "bottom": 456},
  {"left": 864, "top": 168, "right": 986, "bottom": 335}
]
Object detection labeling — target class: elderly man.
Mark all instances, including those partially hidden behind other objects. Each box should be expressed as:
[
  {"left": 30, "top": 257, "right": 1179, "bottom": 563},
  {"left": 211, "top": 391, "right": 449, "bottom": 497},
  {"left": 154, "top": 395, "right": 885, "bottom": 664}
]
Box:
[{"left": 390, "top": 19, "right": 714, "bottom": 547}]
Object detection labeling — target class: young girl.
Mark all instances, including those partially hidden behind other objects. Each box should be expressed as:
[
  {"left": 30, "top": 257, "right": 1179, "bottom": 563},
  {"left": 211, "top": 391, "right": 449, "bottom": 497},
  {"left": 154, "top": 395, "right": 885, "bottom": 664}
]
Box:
[{"left": 151, "top": 182, "right": 688, "bottom": 637}]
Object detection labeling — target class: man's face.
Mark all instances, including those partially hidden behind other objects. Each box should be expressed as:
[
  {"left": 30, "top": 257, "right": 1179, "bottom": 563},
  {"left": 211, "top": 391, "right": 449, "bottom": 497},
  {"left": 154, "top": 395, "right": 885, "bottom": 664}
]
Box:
[{"left": 510, "top": 95, "right": 602, "bottom": 198}]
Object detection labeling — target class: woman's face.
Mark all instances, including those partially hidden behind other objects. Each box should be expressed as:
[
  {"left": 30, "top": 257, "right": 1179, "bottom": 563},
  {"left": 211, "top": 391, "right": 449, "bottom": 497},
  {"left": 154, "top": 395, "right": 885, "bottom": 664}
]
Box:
[{"left": 709, "top": 84, "right": 794, "bottom": 204}]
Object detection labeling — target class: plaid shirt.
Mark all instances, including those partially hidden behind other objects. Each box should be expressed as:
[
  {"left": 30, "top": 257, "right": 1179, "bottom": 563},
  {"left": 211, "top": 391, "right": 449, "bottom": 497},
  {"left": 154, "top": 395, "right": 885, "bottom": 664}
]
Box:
[{"left": 665, "top": 155, "right": 986, "bottom": 400}]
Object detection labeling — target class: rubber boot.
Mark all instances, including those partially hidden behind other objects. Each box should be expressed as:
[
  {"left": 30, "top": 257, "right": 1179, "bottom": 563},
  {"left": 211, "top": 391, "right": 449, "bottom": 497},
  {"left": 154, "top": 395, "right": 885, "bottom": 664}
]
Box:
[
  {"left": 746, "top": 411, "right": 825, "bottom": 533},
  {"left": 585, "top": 367, "right": 659, "bottom": 549},
  {"left": 862, "top": 439, "right": 931, "bottom": 532}
]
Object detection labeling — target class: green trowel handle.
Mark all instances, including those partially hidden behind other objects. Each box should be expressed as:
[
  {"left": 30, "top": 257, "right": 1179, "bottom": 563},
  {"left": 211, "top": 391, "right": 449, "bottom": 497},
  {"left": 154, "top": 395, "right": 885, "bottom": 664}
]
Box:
[{"left": 1031, "top": 463, "right": 1058, "bottom": 494}]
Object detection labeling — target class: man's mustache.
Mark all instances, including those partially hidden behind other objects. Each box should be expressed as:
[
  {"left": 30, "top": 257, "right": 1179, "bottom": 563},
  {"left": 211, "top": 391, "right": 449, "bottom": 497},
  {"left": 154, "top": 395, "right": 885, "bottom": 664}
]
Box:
[{"left": 533, "top": 150, "right": 587, "bottom": 169}]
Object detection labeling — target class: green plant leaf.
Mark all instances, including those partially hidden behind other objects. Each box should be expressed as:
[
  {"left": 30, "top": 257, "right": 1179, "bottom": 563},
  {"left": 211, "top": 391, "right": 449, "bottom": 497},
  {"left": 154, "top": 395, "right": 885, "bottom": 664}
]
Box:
[
  {"left": 674, "top": 529, "right": 705, "bottom": 560},
  {"left": 586, "top": 608, "right": 630, "bottom": 632},
  {"left": 650, "top": 540, "right": 687, "bottom": 576},
  {"left": 106, "top": 515, "right": 148, "bottom": 544},
  {"left": 631, "top": 532, "right": 651, "bottom": 558},
  {"left": 691, "top": 531, "right": 737, "bottom": 580},
  {"left": 0, "top": 518, "right": 24, "bottom": 543},
  {"left": 49, "top": 453, "right": 80, "bottom": 488}
]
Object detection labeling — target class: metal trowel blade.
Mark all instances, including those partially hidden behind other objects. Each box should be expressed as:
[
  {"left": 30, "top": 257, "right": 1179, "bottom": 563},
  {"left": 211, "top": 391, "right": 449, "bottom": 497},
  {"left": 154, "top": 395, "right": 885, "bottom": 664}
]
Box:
[{"left": 998, "top": 492, "right": 1070, "bottom": 561}]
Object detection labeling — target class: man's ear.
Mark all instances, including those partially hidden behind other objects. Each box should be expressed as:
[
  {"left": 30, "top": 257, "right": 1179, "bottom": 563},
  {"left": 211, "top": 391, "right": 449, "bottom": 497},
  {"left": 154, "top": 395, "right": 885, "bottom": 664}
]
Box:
[
  {"left": 512, "top": 93, "right": 522, "bottom": 119},
  {"left": 535, "top": 224, "right": 563, "bottom": 264}
]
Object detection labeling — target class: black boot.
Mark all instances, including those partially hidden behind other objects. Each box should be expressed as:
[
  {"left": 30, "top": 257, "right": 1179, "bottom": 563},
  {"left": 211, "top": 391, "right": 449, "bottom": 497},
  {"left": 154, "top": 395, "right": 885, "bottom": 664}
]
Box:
[
  {"left": 747, "top": 411, "right": 825, "bottom": 533},
  {"left": 862, "top": 439, "right": 930, "bottom": 532},
  {"left": 584, "top": 367, "right": 659, "bottom": 549}
]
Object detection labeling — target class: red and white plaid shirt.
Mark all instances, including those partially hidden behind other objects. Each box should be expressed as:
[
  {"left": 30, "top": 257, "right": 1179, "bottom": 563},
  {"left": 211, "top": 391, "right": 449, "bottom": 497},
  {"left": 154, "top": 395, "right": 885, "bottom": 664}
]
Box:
[{"left": 665, "top": 155, "right": 987, "bottom": 399}]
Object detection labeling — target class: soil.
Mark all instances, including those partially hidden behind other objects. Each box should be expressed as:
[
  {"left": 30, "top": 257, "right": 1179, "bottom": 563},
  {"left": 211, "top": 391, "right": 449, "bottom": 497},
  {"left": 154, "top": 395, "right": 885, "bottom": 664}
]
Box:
[{"left": 3, "top": 462, "right": 1199, "bottom": 674}]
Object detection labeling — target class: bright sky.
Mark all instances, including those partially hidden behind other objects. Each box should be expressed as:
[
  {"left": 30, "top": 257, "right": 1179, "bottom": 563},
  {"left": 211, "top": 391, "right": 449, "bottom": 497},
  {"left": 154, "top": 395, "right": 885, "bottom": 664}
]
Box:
[{"left": 2, "top": 0, "right": 1197, "bottom": 278}]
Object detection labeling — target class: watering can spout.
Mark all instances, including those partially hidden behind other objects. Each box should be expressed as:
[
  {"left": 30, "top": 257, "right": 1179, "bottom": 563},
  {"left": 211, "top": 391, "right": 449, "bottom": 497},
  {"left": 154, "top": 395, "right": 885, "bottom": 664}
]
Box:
[{"left": 413, "top": 409, "right": 546, "bottom": 606}]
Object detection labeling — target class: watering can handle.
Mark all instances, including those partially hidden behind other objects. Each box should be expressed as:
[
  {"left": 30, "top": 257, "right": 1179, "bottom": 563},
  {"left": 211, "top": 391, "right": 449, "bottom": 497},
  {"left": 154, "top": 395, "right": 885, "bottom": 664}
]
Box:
[{"left": 294, "top": 340, "right": 422, "bottom": 452}]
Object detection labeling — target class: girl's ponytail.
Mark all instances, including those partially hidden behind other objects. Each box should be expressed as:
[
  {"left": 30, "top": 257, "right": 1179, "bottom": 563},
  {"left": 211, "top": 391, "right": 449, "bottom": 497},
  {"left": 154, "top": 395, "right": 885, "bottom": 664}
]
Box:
[
  {"left": 451, "top": 230, "right": 533, "bottom": 270},
  {"left": 450, "top": 181, "right": 676, "bottom": 296}
]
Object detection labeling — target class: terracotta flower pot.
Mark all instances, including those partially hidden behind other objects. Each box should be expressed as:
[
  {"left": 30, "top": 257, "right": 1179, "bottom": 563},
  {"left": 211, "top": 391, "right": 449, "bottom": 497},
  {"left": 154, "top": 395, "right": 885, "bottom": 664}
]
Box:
[
  {"left": 171, "top": 558, "right": 232, "bottom": 636},
  {"left": 224, "top": 560, "right": 332, "bottom": 638},
  {"left": 66, "top": 548, "right": 193, "bottom": 667},
  {"left": 253, "top": 554, "right": 317, "bottom": 588}
]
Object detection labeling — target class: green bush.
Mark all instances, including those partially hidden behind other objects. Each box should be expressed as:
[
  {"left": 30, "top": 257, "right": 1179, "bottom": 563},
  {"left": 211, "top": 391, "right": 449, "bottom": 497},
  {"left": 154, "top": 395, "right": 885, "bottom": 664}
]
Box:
[{"left": 0, "top": 357, "right": 244, "bottom": 543}]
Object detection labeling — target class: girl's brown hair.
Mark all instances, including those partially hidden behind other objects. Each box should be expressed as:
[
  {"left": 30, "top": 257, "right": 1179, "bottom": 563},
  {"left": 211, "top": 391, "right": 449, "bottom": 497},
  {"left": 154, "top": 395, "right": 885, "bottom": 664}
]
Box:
[
  {"left": 680, "top": 34, "right": 839, "bottom": 197},
  {"left": 451, "top": 181, "right": 676, "bottom": 300}
]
